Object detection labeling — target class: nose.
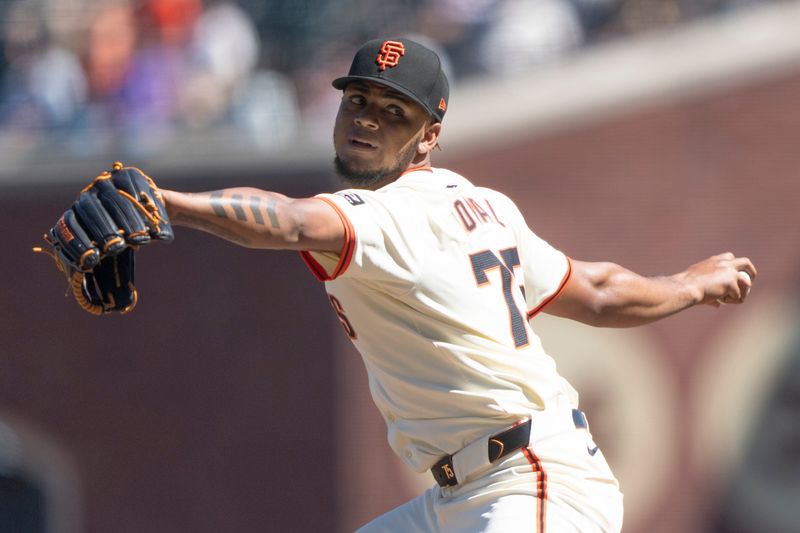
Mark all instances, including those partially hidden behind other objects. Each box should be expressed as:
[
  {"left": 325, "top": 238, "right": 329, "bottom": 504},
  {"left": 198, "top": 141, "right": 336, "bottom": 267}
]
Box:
[{"left": 354, "top": 106, "right": 379, "bottom": 130}]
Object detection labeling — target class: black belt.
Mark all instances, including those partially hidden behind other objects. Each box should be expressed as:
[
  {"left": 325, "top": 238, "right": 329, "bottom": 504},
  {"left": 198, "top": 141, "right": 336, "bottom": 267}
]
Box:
[{"left": 431, "top": 419, "right": 532, "bottom": 488}]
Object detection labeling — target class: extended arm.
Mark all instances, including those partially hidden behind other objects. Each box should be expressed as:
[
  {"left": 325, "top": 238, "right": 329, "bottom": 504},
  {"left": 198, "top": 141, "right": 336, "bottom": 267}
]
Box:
[
  {"left": 161, "top": 188, "right": 345, "bottom": 252},
  {"left": 545, "top": 253, "right": 756, "bottom": 327}
]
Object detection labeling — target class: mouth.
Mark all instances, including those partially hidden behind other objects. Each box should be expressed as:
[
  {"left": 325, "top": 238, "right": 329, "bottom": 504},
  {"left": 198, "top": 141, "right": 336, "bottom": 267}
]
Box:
[{"left": 349, "top": 136, "right": 378, "bottom": 150}]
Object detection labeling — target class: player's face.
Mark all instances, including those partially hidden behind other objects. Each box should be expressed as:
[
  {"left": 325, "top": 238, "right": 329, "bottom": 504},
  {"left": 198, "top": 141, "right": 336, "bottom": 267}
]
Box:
[{"left": 333, "top": 81, "right": 436, "bottom": 189}]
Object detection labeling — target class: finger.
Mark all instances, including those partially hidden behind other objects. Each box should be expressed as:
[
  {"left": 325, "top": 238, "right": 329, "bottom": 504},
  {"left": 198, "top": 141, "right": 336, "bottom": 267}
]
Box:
[
  {"left": 732, "top": 257, "right": 757, "bottom": 280},
  {"left": 50, "top": 209, "right": 100, "bottom": 270},
  {"left": 727, "top": 281, "right": 743, "bottom": 301},
  {"left": 737, "top": 270, "right": 753, "bottom": 289},
  {"left": 719, "top": 273, "right": 751, "bottom": 305},
  {"left": 718, "top": 276, "right": 743, "bottom": 304},
  {"left": 111, "top": 165, "right": 174, "bottom": 242},
  {"left": 72, "top": 191, "right": 126, "bottom": 256},
  {"left": 92, "top": 178, "right": 151, "bottom": 245}
]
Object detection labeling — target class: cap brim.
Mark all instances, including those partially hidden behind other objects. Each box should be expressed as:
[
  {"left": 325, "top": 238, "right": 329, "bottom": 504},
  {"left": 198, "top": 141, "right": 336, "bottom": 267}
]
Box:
[{"left": 332, "top": 75, "right": 438, "bottom": 121}]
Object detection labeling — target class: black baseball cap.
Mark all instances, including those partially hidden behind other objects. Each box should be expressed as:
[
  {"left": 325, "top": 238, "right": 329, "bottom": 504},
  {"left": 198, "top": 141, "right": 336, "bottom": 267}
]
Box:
[{"left": 332, "top": 38, "right": 450, "bottom": 123}]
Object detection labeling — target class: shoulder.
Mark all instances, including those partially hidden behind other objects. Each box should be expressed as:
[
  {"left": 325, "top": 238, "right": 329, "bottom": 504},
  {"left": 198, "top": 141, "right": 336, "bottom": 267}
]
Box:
[
  {"left": 471, "top": 186, "right": 524, "bottom": 218},
  {"left": 326, "top": 189, "right": 374, "bottom": 207}
]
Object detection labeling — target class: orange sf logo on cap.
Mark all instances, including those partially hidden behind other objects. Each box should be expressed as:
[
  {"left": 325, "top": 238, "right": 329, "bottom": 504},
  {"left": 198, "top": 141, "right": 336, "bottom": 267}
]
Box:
[{"left": 376, "top": 40, "right": 405, "bottom": 71}]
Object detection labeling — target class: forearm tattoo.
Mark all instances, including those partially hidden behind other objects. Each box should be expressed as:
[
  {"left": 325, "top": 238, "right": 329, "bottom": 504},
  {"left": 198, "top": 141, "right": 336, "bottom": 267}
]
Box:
[
  {"left": 204, "top": 191, "right": 281, "bottom": 228},
  {"left": 266, "top": 198, "right": 280, "bottom": 228},
  {"left": 177, "top": 211, "right": 255, "bottom": 246}
]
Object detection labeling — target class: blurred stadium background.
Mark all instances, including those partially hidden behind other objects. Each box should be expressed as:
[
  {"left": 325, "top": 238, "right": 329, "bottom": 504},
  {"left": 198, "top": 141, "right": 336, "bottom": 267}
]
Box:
[{"left": 2, "top": 0, "right": 800, "bottom": 531}]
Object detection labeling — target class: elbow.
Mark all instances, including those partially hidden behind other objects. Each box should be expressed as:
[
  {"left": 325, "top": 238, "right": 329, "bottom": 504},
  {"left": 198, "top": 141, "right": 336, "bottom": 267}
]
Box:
[
  {"left": 578, "top": 265, "right": 639, "bottom": 327},
  {"left": 580, "top": 293, "right": 622, "bottom": 327},
  {"left": 579, "top": 263, "right": 620, "bottom": 321},
  {"left": 258, "top": 223, "right": 301, "bottom": 249},
  {"left": 253, "top": 198, "right": 303, "bottom": 249},
  {"left": 280, "top": 221, "right": 302, "bottom": 246},
  {"left": 549, "top": 291, "right": 615, "bottom": 328},
  {"left": 583, "top": 288, "right": 659, "bottom": 329},
  {"left": 556, "top": 260, "right": 656, "bottom": 328}
]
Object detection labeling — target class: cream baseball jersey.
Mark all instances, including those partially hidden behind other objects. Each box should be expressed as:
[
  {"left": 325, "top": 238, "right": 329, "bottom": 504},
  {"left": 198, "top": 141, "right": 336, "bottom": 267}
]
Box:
[{"left": 301, "top": 167, "right": 577, "bottom": 472}]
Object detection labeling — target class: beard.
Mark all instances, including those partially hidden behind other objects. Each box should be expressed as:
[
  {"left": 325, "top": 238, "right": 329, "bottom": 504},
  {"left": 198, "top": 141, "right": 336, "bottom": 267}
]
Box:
[{"left": 334, "top": 133, "right": 421, "bottom": 189}]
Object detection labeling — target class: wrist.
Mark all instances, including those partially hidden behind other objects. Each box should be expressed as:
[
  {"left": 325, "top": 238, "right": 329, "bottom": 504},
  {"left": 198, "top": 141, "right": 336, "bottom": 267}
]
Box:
[
  {"left": 161, "top": 189, "right": 181, "bottom": 220},
  {"left": 673, "top": 271, "right": 704, "bottom": 306}
]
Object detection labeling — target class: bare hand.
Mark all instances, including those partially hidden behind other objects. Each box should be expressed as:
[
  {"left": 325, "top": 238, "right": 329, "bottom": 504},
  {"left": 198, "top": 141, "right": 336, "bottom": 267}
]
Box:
[{"left": 678, "top": 253, "right": 757, "bottom": 307}]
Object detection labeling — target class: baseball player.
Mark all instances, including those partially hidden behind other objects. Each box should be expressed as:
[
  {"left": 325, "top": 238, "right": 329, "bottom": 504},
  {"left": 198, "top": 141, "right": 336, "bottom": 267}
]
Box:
[{"left": 45, "top": 38, "right": 756, "bottom": 532}]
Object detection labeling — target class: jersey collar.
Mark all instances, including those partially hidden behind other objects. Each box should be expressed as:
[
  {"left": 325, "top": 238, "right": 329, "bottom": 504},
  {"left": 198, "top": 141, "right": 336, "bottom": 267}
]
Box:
[
  {"left": 400, "top": 165, "right": 433, "bottom": 177},
  {"left": 381, "top": 166, "right": 472, "bottom": 192}
]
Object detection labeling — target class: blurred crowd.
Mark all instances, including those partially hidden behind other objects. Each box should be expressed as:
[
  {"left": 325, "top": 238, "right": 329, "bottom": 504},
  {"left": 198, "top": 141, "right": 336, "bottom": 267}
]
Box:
[{"left": 0, "top": 0, "right": 789, "bottom": 159}]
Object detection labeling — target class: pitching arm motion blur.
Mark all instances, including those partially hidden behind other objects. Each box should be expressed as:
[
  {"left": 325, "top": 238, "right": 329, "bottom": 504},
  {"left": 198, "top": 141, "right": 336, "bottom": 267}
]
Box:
[
  {"left": 162, "top": 188, "right": 345, "bottom": 252},
  {"left": 545, "top": 253, "right": 757, "bottom": 328}
]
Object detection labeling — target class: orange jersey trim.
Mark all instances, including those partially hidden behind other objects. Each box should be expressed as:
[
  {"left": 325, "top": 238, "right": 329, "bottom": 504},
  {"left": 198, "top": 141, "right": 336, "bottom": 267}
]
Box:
[
  {"left": 400, "top": 165, "right": 432, "bottom": 177},
  {"left": 299, "top": 197, "right": 356, "bottom": 282},
  {"left": 526, "top": 257, "right": 573, "bottom": 319},
  {"left": 522, "top": 446, "right": 548, "bottom": 533}
]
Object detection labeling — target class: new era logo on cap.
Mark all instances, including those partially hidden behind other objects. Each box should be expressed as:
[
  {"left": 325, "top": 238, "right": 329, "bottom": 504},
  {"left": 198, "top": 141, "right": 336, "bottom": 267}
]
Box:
[{"left": 332, "top": 37, "right": 450, "bottom": 123}]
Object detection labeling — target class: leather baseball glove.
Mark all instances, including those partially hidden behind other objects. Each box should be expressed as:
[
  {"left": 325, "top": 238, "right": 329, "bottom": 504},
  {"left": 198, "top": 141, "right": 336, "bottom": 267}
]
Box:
[{"left": 35, "top": 162, "right": 173, "bottom": 314}]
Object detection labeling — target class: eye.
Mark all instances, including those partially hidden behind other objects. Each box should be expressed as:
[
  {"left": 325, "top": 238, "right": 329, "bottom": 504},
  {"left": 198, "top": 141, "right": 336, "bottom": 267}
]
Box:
[
  {"left": 348, "top": 94, "right": 366, "bottom": 105},
  {"left": 387, "top": 104, "right": 405, "bottom": 117}
]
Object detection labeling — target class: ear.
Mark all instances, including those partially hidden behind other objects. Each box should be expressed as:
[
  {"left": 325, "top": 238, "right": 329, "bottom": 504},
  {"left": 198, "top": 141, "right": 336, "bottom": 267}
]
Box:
[{"left": 417, "top": 122, "right": 442, "bottom": 155}]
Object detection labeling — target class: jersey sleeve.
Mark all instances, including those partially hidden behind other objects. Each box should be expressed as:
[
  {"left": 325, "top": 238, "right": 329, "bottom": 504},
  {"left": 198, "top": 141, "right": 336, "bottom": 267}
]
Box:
[
  {"left": 299, "top": 195, "right": 356, "bottom": 281},
  {"left": 299, "top": 190, "right": 399, "bottom": 282},
  {"left": 519, "top": 228, "right": 572, "bottom": 318},
  {"left": 492, "top": 192, "right": 572, "bottom": 318}
]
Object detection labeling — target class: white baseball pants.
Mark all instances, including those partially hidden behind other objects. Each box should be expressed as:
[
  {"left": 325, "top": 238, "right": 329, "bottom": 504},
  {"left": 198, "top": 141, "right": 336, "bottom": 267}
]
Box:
[{"left": 356, "top": 398, "right": 623, "bottom": 533}]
